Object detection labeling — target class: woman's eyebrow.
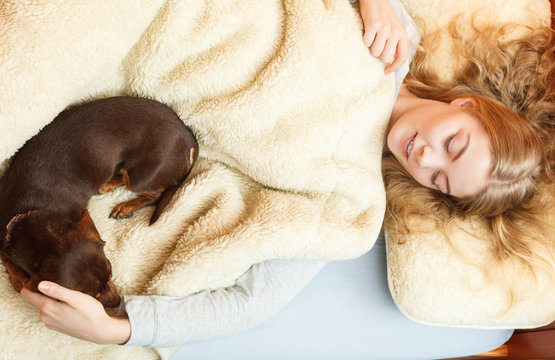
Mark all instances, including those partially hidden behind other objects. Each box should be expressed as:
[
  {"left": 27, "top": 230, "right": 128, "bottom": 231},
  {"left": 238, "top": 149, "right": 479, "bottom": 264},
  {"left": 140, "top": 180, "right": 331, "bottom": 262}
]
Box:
[{"left": 453, "top": 133, "right": 470, "bottom": 161}]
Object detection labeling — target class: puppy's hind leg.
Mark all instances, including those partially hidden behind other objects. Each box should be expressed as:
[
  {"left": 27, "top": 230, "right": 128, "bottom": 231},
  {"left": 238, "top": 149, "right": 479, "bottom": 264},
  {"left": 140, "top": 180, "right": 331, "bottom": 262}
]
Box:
[
  {"left": 113, "top": 154, "right": 190, "bottom": 223},
  {"left": 109, "top": 189, "right": 164, "bottom": 220},
  {"left": 98, "top": 169, "right": 130, "bottom": 195}
]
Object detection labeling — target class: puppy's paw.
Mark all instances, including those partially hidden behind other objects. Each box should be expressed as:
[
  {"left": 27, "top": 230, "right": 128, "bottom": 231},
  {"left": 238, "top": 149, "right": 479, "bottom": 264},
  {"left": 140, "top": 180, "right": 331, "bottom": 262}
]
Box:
[{"left": 109, "top": 203, "right": 134, "bottom": 220}]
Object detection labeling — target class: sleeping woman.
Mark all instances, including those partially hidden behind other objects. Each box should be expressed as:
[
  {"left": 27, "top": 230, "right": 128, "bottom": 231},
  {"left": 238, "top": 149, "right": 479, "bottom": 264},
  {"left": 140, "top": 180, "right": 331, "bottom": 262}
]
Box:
[{"left": 20, "top": 0, "right": 554, "bottom": 347}]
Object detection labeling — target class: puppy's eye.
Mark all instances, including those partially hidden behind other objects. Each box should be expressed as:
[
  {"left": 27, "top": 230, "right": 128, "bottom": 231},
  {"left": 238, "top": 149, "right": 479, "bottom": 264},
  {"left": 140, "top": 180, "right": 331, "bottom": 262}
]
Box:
[{"left": 95, "top": 292, "right": 101, "bottom": 299}]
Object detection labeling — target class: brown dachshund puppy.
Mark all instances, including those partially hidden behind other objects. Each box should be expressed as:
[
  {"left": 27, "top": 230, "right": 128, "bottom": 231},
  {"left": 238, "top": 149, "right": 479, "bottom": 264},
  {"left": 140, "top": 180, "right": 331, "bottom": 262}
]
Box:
[{"left": 0, "top": 96, "right": 198, "bottom": 307}]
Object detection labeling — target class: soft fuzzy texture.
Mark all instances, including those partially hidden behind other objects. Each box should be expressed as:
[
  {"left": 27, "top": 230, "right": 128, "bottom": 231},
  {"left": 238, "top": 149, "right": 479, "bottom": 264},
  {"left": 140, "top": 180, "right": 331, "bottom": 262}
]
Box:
[
  {"left": 386, "top": 0, "right": 555, "bottom": 328},
  {"left": 386, "top": 183, "right": 555, "bottom": 328},
  {"left": 0, "top": 0, "right": 392, "bottom": 358}
]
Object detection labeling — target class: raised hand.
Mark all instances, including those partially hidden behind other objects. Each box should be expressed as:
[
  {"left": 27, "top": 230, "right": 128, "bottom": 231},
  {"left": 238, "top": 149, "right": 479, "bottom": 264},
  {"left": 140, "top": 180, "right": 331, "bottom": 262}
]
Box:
[{"left": 359, "top": 0, "right": 409, "bottom": 74}]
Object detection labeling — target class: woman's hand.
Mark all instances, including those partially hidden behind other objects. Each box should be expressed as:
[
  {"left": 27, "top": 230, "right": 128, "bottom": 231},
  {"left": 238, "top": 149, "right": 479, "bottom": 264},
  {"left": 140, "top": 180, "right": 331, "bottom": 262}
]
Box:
[
  {"left": 359, "top": 0, "right": 408, "bottom": 74},
  {"left": 21, "top": 281, "right": 131, "bottom": 345}
]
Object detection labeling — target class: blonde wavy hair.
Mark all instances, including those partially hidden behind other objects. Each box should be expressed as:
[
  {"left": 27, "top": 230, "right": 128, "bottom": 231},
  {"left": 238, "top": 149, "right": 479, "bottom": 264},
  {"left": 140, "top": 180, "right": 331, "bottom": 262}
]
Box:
[{"left": 383, "top": 22, "right": 555, "bottom": 276}]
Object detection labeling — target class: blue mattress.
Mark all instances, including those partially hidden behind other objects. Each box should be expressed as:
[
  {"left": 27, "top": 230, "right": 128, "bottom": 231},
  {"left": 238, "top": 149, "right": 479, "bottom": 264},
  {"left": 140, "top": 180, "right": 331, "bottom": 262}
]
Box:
[{"left": 171, "top": 235, "right": 512, "bottom": 360}]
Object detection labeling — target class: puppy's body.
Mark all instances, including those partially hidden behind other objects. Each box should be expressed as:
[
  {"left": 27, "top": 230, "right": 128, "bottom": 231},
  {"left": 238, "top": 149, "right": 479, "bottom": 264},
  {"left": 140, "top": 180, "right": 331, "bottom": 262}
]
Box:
[{"left": 0, "top": 96, "right": 198, "bottom": 306}]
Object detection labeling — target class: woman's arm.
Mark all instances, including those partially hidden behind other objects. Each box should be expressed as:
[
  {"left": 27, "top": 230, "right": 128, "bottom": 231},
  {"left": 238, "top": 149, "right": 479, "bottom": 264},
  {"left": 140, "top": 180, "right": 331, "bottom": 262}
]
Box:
[
  {"left": 21, "top": 259, "right": 326, "bottom": 347},
  {"left": 122, "top": 259, "right": 325, "bottom": 347}
]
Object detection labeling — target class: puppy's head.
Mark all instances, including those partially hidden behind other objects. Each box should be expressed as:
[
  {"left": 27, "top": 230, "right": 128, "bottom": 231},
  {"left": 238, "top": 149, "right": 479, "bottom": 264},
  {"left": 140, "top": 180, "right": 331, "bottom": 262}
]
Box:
[{"left": 5, "top": 209, "right": 120, "bottom": 307}]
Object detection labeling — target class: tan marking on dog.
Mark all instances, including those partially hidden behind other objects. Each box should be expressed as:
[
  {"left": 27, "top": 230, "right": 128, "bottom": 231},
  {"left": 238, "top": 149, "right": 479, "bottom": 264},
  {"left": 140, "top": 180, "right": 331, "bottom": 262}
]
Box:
[
  {"left": 122, "top": 169, "right": 131, "bottom": 190},
  {"left": 189, "top": 147, "right": 195, "bottom": 165}
]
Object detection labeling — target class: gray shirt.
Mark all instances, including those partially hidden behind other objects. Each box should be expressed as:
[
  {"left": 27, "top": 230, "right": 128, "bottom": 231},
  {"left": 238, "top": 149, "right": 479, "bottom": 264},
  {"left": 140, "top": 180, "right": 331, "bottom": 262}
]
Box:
[{"left": 121, "top": 0, "right": 419, "bottom": 347}]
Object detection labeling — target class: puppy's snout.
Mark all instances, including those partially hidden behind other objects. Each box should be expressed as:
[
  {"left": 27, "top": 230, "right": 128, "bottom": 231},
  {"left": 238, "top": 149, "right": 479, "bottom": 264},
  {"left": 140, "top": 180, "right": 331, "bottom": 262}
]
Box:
[{"left": 97, "top": 280, "right": 121, "bottom": 308}]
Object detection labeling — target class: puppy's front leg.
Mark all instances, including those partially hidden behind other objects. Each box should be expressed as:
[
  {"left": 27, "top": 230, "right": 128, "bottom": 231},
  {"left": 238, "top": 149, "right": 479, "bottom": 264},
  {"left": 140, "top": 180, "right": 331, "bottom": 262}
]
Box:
[{"left": 3, "top": 259, "right": 29, "bottom": 292}]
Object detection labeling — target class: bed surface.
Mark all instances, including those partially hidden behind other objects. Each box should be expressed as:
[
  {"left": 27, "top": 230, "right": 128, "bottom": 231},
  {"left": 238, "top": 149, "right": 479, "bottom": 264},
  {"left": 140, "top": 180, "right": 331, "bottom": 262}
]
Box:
[{"left": 170, "top": 235, "right": 512, "bottom": 360}]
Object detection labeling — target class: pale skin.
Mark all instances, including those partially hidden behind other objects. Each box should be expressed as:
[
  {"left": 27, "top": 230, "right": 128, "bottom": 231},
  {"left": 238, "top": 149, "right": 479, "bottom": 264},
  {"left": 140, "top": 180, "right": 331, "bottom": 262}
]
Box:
[
  {"left": 387, "top": 86, "right": 492, "bottom": 198},
  {"left": 360, "top": 0, "right": 409, "bottom": 73},
  {"left": 21, "top": 282, "right": 131, "bottom": 344},
  {"left": 20, "top": 0, "right": 490, "bottom": 345}
]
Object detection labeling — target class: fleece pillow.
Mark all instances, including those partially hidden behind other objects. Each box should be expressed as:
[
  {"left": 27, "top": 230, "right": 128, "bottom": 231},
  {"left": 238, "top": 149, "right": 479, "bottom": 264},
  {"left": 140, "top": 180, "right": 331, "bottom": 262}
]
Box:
[{"left": 386, "top": 0, "right": 554, "bottom": 328}]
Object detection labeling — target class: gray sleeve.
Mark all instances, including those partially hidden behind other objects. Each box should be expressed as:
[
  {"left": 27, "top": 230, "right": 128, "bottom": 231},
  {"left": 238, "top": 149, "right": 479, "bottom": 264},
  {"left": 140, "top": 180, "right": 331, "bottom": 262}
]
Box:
[{"left": 119, "top": 259, "right": 326, "bottom": 347}]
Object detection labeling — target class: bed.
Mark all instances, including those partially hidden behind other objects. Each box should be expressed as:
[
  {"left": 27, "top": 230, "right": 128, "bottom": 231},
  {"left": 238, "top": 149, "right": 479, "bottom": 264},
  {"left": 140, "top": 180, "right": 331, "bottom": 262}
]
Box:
[{"left": 169, "top": 234, "right": 513, "bottom": 360}]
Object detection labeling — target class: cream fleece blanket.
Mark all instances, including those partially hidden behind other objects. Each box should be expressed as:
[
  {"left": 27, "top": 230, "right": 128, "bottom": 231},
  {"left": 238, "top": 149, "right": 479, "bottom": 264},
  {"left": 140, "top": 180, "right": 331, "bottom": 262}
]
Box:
[{"left": 0, "top": 1, "right": 392, "bottom": 359}]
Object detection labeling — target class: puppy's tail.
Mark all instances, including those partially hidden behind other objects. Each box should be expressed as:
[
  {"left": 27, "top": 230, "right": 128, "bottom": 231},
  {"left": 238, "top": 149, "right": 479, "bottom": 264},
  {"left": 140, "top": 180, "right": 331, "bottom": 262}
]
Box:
[{"left": 149, "top": 184, "right": 180, "bottom": 225}]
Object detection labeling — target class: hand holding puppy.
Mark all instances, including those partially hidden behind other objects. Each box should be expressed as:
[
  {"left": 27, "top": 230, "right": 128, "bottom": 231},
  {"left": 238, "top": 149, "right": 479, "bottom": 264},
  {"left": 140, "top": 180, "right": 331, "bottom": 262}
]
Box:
[{"left": 21, "top": 281, "right": 131, "bottom": 345}]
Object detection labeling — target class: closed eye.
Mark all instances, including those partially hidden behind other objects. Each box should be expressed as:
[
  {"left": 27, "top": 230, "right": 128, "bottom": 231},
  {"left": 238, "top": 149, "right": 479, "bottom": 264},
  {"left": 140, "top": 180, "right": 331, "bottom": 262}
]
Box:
[
  {"left": 445, "top": 133, "right": 456, "bottom": 153},
  {"left": 452, "top": 133, "right": 470, "bottom": 162},
  {"left": 431, "top": 170, "right": 440, "bottom": 187},
  {"left": 431, "top": 171, "right": 450, "bottom": 194}
]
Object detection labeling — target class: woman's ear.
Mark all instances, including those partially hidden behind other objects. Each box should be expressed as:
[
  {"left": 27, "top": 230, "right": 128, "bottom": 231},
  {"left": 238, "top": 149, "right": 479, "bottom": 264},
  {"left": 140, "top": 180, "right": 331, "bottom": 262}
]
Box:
[{"left": 450, "top": 97, "right": 478, "bottom": 109}]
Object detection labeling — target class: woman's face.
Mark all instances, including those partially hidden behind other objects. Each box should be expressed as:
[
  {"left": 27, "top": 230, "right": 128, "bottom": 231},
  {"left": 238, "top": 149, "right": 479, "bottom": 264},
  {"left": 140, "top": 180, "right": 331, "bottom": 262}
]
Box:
[{"left": 386, "top": 98, "right": 492, "bottom": 198}]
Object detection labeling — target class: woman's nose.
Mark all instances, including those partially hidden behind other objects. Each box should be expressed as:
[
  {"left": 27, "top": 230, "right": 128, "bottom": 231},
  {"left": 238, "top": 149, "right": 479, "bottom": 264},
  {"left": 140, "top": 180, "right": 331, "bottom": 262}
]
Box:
[{"left": 416, "top": 145, "right": 443, "bottom": 168}]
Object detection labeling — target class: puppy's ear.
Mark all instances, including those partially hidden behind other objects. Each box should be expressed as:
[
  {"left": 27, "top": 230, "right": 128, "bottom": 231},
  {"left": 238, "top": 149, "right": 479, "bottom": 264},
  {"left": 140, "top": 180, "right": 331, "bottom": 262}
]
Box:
[
  {"left": 5, "top": 210, "right": 40, "bottom": 244},
  {"left": 73, "top": 210, "right": 104, "bottom": 244}
]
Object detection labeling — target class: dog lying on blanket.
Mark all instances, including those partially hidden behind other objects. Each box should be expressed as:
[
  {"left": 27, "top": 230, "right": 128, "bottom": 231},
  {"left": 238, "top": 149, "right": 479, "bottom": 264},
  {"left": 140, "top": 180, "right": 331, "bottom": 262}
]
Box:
[{"left": 0, "top": 96, "right": 198, "bottom": 307}]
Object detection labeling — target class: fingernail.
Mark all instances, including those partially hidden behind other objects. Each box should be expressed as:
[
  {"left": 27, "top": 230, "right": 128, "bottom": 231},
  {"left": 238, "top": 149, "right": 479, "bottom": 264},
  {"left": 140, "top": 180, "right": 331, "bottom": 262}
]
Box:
[{"left": 38, "top": 283, "right": 50, "bottom": 292}]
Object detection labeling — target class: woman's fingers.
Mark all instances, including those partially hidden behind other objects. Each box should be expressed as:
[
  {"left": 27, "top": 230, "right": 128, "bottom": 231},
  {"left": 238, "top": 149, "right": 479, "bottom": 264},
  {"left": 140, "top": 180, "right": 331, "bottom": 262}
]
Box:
[
  {"left": 37, "top": 281, "right": 86, "bottom": 308},
  {"left": 362, "top": 27, "right": 377, "bottom": 48},
  {"left": 368, "top": 28, "right": 408, "bottom": 73},
  {"left": 368, "top": 27, "right": 390, "bottom": 59},
  {"left": 385, "top": 36, "right": 408, "bottom": 74},
  {"left": 21, "top": 286, "right": 72, "bottom": 332},
  {"left": 369, "top": 29, "right": 405, "bottom": 71},
  {"left": 381, "top": 36, "right": 399, "bottom": 64},
  {"left": 21, "top": 287, "right": 49, "bottom": 307}
]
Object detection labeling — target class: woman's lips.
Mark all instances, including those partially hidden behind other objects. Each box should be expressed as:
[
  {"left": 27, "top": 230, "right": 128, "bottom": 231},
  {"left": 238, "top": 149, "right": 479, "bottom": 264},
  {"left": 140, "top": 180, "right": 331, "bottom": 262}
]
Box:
[{"left": 402, "top": 132, "right": 417, "bottom": 159}]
